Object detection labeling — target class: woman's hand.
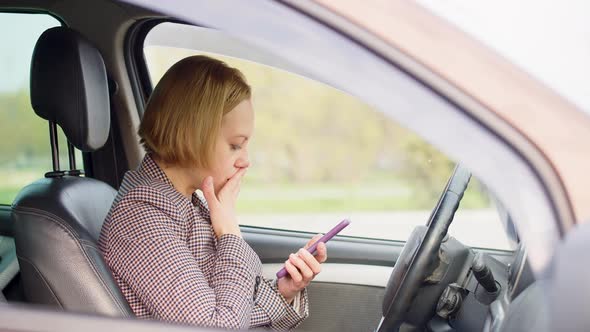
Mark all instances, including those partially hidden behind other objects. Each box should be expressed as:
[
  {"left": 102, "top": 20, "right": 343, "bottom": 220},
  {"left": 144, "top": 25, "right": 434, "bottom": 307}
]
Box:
[
  {"left": 201, "top": 168, "right": 247, "bottom": 238},
  {"left": 278, "top": 234, "right": 328, "bottom": 303}
]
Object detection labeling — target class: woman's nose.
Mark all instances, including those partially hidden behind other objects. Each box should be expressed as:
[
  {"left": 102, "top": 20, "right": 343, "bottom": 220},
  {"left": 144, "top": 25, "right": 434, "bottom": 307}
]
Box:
[{"left": 235, "top": 152, "right": 250, "bottom": 169}]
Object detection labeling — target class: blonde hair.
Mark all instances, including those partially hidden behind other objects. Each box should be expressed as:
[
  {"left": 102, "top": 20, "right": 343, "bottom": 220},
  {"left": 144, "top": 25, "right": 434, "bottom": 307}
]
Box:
[{"left": 138, "top": 55, "right": 251, "bottom": 168}]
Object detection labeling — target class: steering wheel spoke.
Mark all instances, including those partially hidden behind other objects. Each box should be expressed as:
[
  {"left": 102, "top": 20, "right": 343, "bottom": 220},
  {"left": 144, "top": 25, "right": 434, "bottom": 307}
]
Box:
[{"left": 378, "top": 164, "right": 472, "bottom": 331}]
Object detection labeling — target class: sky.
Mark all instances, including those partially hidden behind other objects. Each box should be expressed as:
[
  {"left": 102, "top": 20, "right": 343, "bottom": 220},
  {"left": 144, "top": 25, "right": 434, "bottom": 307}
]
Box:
[
  {"left": 417, "top": 0, "right": 590, "bottom": 113},
  {"left": 0, "top": 13, "right": 59, "bottom": 93},
  {"left": 1, "top": 3, "right": 588, "bottom": 114}
]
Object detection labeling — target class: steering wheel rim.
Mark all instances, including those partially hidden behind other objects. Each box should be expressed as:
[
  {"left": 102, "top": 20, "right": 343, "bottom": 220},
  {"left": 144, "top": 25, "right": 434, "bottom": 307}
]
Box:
[{"left": 378, "top": 164, "right": 472, "bottom": 331}]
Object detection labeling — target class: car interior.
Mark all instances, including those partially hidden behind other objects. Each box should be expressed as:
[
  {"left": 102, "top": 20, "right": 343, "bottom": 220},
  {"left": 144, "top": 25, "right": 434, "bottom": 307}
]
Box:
[{"left": 0, "top": 1, "right": 572, "bottom": 332}]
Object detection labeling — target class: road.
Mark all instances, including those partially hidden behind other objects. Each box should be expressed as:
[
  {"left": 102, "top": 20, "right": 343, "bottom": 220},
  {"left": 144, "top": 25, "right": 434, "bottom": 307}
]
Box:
[{"left": 240, "top": 209, "right": 512, "bottom": 250}]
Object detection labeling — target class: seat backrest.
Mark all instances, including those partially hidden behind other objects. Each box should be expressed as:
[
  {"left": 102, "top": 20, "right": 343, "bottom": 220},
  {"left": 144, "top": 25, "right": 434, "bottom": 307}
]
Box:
[{"left": 11, "top": 26, "right": 132, "bottom": 317}]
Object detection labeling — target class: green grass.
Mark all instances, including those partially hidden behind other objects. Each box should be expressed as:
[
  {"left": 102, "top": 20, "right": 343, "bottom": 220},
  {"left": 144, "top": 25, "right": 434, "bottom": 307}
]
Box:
[
  {"left": 237, "top": 196, "right": 421, "bottom": 213},
  {"left": 0, "top": 188, "right": 17, "bottom": 205},
  {"left": 0, "top": 169, "right": 492, "bottom": 212},
  {"left": 236, "top": 181, "right": 491, "bottom": 214}
]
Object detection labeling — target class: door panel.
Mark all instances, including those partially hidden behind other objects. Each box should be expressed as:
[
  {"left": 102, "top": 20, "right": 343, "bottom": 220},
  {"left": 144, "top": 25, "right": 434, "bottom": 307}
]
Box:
[
  {"left": 243, "top": 227, "right": 403, "bottom": 266},
  {"left": 262, "top": 263, "right": 392, "bottom": 287},
  {"left": 243, "top": 226, "right": 399, "bottom": 332},
  {"left": 0, "top": 206, "right": 12, "bottom": 237},
  {"left": 243, "top": 226, "right": 514, "bottom": 332},
  {"left": 298, "top": 283, "right": 384, "bottom": 332},
  {"left": 0, "top": 236, "right": 18, "bottom": 290},
  {"left": 0, "top": 205, "right": 19, "bottom": 300}
]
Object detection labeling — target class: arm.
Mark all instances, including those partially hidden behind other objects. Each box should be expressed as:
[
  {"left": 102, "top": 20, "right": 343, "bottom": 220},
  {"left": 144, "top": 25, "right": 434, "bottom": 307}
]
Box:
[
  {"left": 248, "top": 234, "right": 329, "bottom": 330},
  {"left": 105, "top": 188, "right": 261, "bottom": 330},
  {"left": 249, "top": 277, "right": 309, "bottom": 330}
]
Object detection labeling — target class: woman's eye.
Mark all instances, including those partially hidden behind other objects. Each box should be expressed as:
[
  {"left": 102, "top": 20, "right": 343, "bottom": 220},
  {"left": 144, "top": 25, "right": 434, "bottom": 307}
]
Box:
[{"left": 230, "top": 144, "right": 241, "bottom": 151}]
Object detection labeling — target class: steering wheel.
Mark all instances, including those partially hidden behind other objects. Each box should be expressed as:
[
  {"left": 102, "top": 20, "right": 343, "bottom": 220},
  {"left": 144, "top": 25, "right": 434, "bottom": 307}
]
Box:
[{"left": 378, "top": 164, "right": 472, "bottom": 331}]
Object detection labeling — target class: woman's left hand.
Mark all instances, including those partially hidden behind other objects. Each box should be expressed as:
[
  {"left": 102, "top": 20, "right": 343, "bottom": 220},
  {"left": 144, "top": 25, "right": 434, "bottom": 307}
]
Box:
[{"left": 277, "top": 234, "right": 328, "bottom": 303}]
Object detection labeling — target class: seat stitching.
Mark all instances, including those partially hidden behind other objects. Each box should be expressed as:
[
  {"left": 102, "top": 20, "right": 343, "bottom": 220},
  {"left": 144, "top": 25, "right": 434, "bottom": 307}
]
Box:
[
  {"left": 13, "top": 206, "right": 131, "bottom": 316},
  {"left": 16, "top": 255, "right": 63, "bottom": 308}
]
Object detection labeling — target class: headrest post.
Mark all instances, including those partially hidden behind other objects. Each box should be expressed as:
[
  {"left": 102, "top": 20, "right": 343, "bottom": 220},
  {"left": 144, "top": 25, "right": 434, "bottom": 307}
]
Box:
[
  {"left": 67, "top": 141, "right": 76, "bottom": 170},
  {"left": 66, "top": 142, "right": 82, "bottom": 176},
  {"left": 49, "top": 121, "right": 60, "bottom": 172}
]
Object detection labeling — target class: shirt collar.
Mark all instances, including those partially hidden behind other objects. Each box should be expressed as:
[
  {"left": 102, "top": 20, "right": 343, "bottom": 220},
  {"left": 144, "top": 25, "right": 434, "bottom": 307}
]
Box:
[{"left": 140, "top": 153, "right": 201, "bottom": 207}]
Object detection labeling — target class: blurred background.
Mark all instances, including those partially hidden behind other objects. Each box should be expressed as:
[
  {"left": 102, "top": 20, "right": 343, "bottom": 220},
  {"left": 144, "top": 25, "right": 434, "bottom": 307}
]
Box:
[
  {"left": 0, "top": 14, "right": 510, "bottom": 249},
  {"left": 143, "top": 46, "right": 507, "bottom": 249}
]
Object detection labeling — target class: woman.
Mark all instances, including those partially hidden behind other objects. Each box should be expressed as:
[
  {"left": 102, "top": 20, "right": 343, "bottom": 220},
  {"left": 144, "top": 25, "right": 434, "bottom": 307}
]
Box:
[{"left": 99, "top": 55, "right": 327, "bottom": 330}]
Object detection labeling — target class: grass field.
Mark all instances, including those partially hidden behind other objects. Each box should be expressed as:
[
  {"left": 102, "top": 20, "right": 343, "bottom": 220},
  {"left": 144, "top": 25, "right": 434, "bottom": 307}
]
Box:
[
  {"left": 235, "top": 181, "right": 489, "bottom": 213},
  {"left": 0, "top": 168, "right": 491, "bottom": 212}
]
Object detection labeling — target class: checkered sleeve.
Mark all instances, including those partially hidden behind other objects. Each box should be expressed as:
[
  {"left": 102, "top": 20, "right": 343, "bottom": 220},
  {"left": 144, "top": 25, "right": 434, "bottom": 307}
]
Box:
[
  {"left": 249, "top": 277, "right": 309, "bottom": 330},
  {"left": 105, "top": 187, "right": 262, "bottom": 330}
]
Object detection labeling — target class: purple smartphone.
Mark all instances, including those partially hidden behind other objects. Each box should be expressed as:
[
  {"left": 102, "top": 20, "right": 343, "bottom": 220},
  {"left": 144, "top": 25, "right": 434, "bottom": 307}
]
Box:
[{"left": 276, "top": 219, "right": 351, "bottom": 279}]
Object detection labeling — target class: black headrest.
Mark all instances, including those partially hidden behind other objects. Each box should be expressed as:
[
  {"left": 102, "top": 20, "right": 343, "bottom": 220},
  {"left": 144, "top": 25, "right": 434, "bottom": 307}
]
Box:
[{"left": 30, "top": 27, "right": 110, "bottom": 152}]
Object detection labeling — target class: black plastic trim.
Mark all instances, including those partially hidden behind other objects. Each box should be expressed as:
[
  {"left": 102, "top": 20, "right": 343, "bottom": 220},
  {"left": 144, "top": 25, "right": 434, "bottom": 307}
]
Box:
[
  {"left": 0, "top": 9, "right": 66, "bottom": 26},
  {"left": 241, "top": 225, "right": 514, "bottom": 267},
  {"left": 124, "top": 18, "right": 171, "bottom": 116},
  {"left": 0, "top": 206, "right": 12, "bottom": 237},
  {"left": 242, "top": 225, "right": 403, "bottom": 267}
]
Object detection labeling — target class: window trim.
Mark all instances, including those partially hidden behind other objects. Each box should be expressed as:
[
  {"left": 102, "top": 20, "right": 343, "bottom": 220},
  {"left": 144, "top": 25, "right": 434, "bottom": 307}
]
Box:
[
  {"left": 122, "top": 0, "right": 566, "bottom": 273},
  {"left": 0, "top": 9, "right": 65, "bottom": 26},
  {"left": 124, "top": 18, "right": 186, "bottom": 117},
  {"left": 132, "top": 21, "right": 513, "bottom": 250},
  {"left": 0, "top": 10, "right": 71, "bottom": 206}
]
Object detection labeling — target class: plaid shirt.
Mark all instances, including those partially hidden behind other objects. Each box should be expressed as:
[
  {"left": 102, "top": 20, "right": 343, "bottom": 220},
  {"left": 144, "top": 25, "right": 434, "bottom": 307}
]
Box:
[{"left": 99, "top": 154, "right": 308, "bottom": 330}]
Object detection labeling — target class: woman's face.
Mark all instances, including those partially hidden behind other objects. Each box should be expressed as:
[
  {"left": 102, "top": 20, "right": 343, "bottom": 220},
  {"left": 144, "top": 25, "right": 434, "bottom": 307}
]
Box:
[{"left": 205, "top": 99, "right": 254, "bottom": 194}]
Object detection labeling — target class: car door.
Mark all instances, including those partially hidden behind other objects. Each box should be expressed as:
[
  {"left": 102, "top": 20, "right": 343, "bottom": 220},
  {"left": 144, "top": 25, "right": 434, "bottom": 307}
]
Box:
[
  {"left": 138, "top": 21, "right": 514, "bottom": 332},
  {"left": 0, "top": 1, "right": 555, "bottom": 332}
]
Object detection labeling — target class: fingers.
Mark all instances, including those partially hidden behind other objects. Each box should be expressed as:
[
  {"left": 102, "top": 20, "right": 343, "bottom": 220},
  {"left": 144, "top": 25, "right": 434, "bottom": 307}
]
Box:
[
  {"left": 201, "top": 176, "right": 219, "bottom": 208},
  {"left": 304, "top": 234, "right": 323, "bottom": 250},
  {"left": 303, "top": 234, "right": 327, "bottom": 263},
  {"left": 297, "top": 248, "right": 322, "bottom": 274},
  {"left": 290, "top": 253, "right": 314, "bottom": 280},
  {"left": 228, "top": 167, "right": 248, "bottom": 187},
  {"left": 315, "top": 242, "right": 328, "bottom": 263},
  {"left": 218, "top": 168, "right": 247, "bottom": 199},
  {"left": 284, "top": 260, "right": 302, "bottom": 283},
  {"left": 285, "top": 254, "right": 313, "bottom": 286}
]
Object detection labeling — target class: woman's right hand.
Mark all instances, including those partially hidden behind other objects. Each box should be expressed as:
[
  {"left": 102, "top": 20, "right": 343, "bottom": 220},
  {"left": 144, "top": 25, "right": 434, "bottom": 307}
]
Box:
[{"left": 201, "top": 168, "right": 247, "bottom": 238}]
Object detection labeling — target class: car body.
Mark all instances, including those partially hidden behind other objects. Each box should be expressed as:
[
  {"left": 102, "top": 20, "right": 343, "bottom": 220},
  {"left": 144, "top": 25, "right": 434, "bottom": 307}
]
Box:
[{"left": 0, "top": 0, "right": 588, "bottom": 331}]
